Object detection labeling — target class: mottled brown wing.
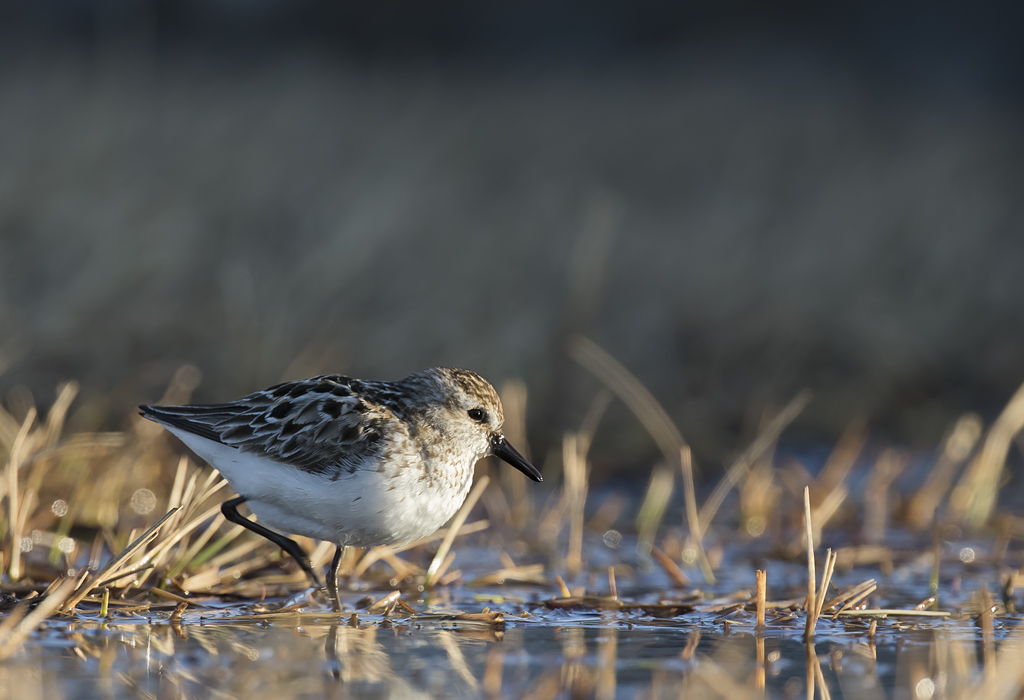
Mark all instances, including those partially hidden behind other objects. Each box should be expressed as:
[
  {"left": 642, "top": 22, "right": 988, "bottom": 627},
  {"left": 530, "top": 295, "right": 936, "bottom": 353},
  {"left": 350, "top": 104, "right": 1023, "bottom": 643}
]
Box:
[{"left": 140, "top": 375, "right": 386, "bottom": 475}]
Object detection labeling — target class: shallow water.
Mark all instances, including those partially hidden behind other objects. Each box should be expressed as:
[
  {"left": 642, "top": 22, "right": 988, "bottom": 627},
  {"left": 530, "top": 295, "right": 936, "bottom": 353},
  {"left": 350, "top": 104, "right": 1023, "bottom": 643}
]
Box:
[
  {"left": 4, "top": 466, "right": 1023, "bottom": 700},
  {"left": 4, "top": 546, "right": 1018, "bottom": 700}
]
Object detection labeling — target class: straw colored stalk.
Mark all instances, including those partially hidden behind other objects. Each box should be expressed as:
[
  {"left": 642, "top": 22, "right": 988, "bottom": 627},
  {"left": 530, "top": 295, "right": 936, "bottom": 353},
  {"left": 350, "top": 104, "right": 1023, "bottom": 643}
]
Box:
[
  {"left": 907, "top": 414, "right": 982, "bottom": 530},
  {"left": 804, "top": 487, "right": 815, "bottom": 620},
  {"left": 698, "top": 390, "right": 812, "bottom": 533},
  {"left": 755, "top": 570, "right": 767, "bottom": 629},
  {"left": 569, "top": 336, "right": 686, "bottom": 549},
  {"left": 62, "top": 507, "right": 181, "bottom": 611},
  {"left": 950, "top": 379, "right": 1024, "bottom": 529},
  {"left": 499, "top": 380, "right": 533, "bottom": 530},
  {"left": 802, "top": 488, "right": 839, "bottom": 640},
  {"left": 863, "top": 449, "right": 906, "bottom": 544},
  {"left": 425, "top": 475, "right": 489, "bottom": 587},
  {"left": 131, "top": 492, "right": 228, "bottom": 590},
  {"left": 680, "top": 446, "right": 714, "bottom": 584},
  {"left": 563, "top": 433, "right": 588, "bottom": 575},
  {"left": 353, "top": 519, "right": 489, "bottom": 578},
  {"left": 635, "top": 467, "right": 674, "bottom": 559},
  {"left": 827, "top": 579, "right": 878, "bottom": 620},
  {"left": 813, "top": 550, "right": 837, "bottom": 624},
  {"left": 980, "top": 587, "right": 996, "bottom": 684},
  {"left": 568, "top": 335, "right": 685, "bottom": 466},
  {"left": 651, "top": 545, "right": 690, "bottom": 587},
  {"left": 836, "top": 609, "right": 951, "bottom": 618},
  {"left": 811, "top": 420, "right": 867, "bottom": 503},
  {"left": 5, "top": 408, "right": 37, "bottom": 582},
  {"left": 811, "top": 486, "right": 848, "bottom": 544}
]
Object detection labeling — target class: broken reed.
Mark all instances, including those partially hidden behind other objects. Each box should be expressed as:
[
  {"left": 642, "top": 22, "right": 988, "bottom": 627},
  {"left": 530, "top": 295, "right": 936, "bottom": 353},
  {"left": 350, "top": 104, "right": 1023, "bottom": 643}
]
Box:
[
  {"left": 755, "top": 570, "right": 766, "bottom": 629},
  {"left": 803, "top": 486, "right": 836, "bottom": 639}
]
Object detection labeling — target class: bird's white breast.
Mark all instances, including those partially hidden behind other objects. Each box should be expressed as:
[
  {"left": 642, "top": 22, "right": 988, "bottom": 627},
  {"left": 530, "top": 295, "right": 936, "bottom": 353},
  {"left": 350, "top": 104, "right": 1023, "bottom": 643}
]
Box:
[{"left": 166, "top": 426, "right": 475, "bottom": 547}]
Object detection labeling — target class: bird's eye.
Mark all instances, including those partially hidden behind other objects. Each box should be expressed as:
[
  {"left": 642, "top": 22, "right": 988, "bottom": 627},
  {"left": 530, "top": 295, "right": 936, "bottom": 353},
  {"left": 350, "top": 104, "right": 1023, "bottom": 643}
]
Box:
[{"left": 468, "top": 408, "right": 487, "bottom": 422}]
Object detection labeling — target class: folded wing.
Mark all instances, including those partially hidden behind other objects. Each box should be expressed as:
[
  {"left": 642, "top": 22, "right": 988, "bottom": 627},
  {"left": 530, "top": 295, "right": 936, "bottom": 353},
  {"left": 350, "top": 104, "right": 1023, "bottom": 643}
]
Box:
[{"left": 140, "top": 375, "right": 385, "bottom": 475}]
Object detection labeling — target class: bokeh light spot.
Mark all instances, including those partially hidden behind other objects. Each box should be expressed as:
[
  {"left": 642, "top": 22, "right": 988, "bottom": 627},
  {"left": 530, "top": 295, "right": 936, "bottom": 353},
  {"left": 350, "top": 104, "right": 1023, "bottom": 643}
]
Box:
[{"left": 130, "top": 488, "right": 157, "bottom": 515}]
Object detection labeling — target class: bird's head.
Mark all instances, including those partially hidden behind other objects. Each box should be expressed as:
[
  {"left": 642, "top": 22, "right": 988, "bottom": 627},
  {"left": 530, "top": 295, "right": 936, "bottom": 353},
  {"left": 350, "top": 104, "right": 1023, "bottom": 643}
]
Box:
[{"left": 414, "top": 367, "right": 542, "bottom": 482}]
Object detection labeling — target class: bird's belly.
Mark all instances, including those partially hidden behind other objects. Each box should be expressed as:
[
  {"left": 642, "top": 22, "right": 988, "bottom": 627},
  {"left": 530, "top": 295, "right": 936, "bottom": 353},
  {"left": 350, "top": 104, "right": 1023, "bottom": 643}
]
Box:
[
  {"left": 245, "top": 466, "right": 474, "bottom": 547},
  {"left": 166, "top": 426, "right": 474, "bottom": 546}
]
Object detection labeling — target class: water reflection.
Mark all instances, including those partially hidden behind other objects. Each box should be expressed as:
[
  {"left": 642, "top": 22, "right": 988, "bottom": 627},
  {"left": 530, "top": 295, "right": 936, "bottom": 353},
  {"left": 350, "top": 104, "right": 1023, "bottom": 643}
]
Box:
[{"left": 0, "top": 613, "right": 1018, "bottom": 699}]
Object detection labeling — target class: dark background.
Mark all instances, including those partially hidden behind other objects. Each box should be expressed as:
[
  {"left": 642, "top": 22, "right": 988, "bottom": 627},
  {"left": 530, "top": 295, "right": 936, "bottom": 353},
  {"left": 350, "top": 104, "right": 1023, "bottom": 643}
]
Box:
[{"left": 1, "top": 0, "right": 1023, "bottom": 471}]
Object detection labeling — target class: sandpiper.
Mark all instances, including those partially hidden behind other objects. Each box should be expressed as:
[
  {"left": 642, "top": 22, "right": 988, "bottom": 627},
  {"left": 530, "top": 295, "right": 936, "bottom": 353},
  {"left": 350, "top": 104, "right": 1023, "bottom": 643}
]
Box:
[{"left": 140, "top": 367, "right": 541, "bottom": 606}]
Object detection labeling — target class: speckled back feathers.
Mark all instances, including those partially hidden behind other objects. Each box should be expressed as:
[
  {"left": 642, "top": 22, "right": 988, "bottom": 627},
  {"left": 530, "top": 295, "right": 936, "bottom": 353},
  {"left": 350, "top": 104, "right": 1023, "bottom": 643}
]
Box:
[{"left": 139, "top": 367, "right": 503, "bottom": 478}]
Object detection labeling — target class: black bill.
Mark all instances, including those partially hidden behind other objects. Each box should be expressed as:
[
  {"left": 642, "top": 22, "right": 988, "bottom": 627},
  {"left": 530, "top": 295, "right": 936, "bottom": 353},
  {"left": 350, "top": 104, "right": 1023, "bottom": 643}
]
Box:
[{"left": 491, "top": 434, "right": 543, "bottom": 482}]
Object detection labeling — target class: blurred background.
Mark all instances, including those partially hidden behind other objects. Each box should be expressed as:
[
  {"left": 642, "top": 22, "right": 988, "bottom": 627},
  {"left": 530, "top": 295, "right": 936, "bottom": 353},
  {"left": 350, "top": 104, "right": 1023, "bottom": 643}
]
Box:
[{"left": 1, "top": 0, "right": 1023, "bottom": 475}]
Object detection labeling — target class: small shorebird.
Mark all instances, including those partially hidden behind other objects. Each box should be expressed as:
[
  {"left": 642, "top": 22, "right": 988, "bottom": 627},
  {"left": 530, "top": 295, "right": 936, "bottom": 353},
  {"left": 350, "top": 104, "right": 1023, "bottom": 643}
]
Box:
[{"left": 140, "top": 367, "right": 541, "bottom": 606}]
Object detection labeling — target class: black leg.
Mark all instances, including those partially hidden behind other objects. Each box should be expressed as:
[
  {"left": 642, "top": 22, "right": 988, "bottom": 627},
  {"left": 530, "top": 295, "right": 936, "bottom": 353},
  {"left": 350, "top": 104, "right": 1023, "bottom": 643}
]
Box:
[
  {"left": 327, "top": 545, "right": 344, "bottom": 612},
  {"left": 325, "top": 624, "right": 342, "bottom": 680},
  {"left": 221, "top": 496, "right": 324, "bottom": 591}
]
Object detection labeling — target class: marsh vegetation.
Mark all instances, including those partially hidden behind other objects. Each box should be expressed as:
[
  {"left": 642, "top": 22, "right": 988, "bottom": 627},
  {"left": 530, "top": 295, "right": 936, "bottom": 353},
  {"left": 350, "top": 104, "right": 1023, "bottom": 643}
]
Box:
[{"left": 1, "top": 342, "right": 1024, "bottom": 699}]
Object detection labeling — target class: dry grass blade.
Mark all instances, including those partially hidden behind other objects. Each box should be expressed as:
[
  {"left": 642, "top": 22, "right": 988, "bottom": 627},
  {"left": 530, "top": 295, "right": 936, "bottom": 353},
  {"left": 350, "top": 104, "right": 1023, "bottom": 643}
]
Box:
[
  {"left": 169, "top": 513, "right": 228, "bottom": 578},
  {"left": 835, "top": 609, "right": 952, "bottom": 618},
  {"left": 568, "top": 335, "right": 686, "bottom": 464},
  {"left": 63, "top": 507, "right": 180, "bottom": 611},
  {"left": 635, "top": 466, "right": 674, "bottom": 559},
  {"left": 5, "top": 408, "right": 37, "bottom": 582},
  {"left": 824, "top": 579, "right": 877, "bottom": 619},
  {"left": 468, "top": 563, "right": 546, "bottom": 587},
  {"left": 651, "top": 546, "right": 690, "bottom": 587},
  {"left": 365, "top": 591, "right": 401, "bottom": 614},
  {"left": 570, "top": 336, "right": 686, "bottom": 556},
  {"left": 425, "top": 475, "right": 489, "bottom": 586},
  {"left": 807, "top": 485, "right": 848, "bottom": 549},
  {"left": 812, "top": 420, "right": 867, "bottom": 502},
  {"left": 499, "top": 379, "right": 533, "bottom": 530},
  {"left": 804, "top": 486, "right": 816, "bottom": 640},
  {"left": 832, "top": 586, "right": 878, "bottom": 620},
  {"left": 133, "top": 501, "right": 228, "bottom": 589},
  {"left": 42, "top": 381, "right": 78, "bottom": 449},
  {"left": 680, "top": 445, "right": 714, "bottom": 584},
  {"left": 564, "top": 433, "right": 588, "bottom": 574},
  {"left": 698, "top": 390, "right": 811, "bottom": 532},
  {"left": 813, "top": 549, "right": 837, "bottom": 623},
  {"left": 430, "top": 552, "right": 457, "bottom": 584},
  {"left": 863, "top": 449, "right": 906, "bottom": 544},
  {"left": 353, "top": 520, "right": 490, "bottom": 578},
  {"left": 951, "top": 379, "right": 1024, "bottom": 528},
  {"left": 907, "top": 414, "right": 982, "bottom": 530}
]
